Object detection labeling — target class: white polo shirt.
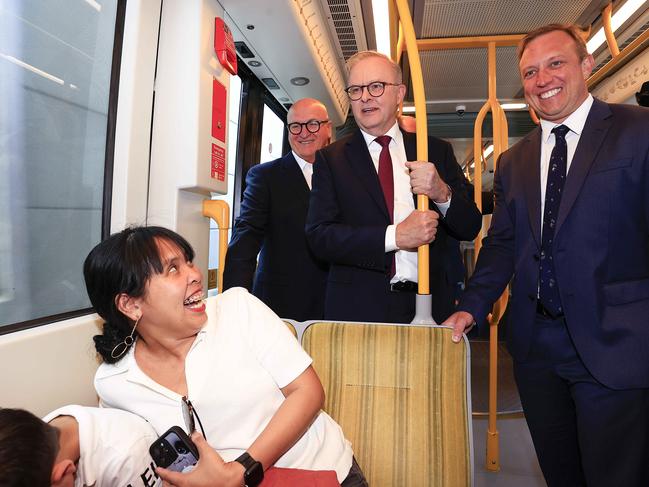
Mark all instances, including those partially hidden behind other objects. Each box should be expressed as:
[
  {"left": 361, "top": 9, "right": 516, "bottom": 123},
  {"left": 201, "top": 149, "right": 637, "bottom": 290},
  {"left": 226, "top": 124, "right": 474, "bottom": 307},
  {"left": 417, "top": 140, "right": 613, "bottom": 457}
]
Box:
[
  {"left": 43, "top": 405, "right": 161, "bottom": 487},
  {"left": 95, "top": 288, "right": 352, "bottom": 482}
]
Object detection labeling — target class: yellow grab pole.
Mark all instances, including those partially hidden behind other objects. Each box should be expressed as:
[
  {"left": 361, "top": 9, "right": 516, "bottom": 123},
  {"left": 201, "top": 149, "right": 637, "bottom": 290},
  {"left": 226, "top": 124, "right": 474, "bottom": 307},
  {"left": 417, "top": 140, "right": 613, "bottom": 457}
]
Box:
[
  {"left": 602, "top": 3, "right": 620, "bottom": 57},
  {"left": 487, "top": 41, "right": 502, "bottom": 473},
  {"left": 394, "top": 0, "right": 430, "bottom": 300},
  {"left": 472, "top": 101, "right": 490, "bottom": 258},
  {"left": 396, "top": 22, "right": 405, "bottom": 116},
  {"left": 202, "top": 200, "right": 230, "bottom": 294},
  {"left": 528, "top": 106, "right": 540, "bottom": 125}
]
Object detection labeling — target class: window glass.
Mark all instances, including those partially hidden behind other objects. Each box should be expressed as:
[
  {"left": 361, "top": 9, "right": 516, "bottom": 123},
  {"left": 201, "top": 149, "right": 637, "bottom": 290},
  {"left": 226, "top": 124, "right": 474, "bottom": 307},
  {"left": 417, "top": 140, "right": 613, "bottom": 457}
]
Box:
[
  {"left": 0, "top": 0, "right": 119, "bottom": 328},
  {"left": 259, "top": 104, "right": 285, "bottom": 163}
]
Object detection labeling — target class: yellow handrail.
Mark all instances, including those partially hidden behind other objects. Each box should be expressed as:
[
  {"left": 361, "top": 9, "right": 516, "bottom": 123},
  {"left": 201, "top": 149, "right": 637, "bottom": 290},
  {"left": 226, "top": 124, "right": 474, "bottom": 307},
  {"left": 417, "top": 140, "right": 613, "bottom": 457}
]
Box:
[
  {"left": 602, "top": 3, "right": 620, "bottom": 57},
  {"left": 472, "top": 40, "right": 511, "bottom": 473},
  {"left": 202, "top": 200, "right": 230, "bottom": 294},
  {"left": 394, "top": 0, "right": 430, "bottom": 296}
]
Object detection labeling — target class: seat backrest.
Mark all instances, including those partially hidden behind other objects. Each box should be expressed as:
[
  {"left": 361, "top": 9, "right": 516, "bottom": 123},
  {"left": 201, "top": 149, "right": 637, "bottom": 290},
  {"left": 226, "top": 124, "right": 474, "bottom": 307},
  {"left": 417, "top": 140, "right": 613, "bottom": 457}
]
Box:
[
  {"left": 302, "top": 321, "right": 473, "bottom": 487},
  {"left": 283, "top": 319, "right": 297, "bottom": 338}
]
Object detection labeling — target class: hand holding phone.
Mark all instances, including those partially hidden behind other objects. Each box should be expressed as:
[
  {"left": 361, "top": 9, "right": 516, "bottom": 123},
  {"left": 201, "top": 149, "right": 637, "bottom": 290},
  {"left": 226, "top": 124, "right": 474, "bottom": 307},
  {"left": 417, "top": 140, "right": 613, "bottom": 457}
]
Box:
[{"left": 149, "top": 426, "right": 199, "bottom": 473}]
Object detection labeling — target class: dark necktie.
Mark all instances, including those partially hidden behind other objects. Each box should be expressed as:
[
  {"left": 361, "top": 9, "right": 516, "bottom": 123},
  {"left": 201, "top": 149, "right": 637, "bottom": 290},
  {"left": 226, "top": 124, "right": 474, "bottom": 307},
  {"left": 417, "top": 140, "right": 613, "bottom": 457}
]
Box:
[
  {"left": 375, "top": 136, "right": 394, "bottom": 222},
  {"left": 375, "top": 135, "right": 395, "bottom": 278},
  {"left": 539, "top": 124, "right": 570, "bottom": 317}
]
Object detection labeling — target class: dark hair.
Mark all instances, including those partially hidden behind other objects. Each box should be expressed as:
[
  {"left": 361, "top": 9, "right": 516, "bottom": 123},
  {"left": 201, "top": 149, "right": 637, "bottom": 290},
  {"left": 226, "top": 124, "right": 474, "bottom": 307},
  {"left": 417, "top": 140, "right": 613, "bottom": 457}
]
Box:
[
  {"left": 517, "top": 23, "right": 589, "bottom": 61},
  {"left": 0, "top": 408, "right": 59, "bottom": 487},
  {"left": 637, "top": 81, "right": 649, "bottom": 107},
  {"left": 84, "top": 226, "right": 194, "bottom": 363}
]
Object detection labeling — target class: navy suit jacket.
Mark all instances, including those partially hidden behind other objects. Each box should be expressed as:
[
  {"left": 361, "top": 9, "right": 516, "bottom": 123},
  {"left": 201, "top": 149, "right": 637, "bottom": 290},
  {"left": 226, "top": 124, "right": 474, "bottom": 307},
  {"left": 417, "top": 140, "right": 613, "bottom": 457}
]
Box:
[
  {"left": 306, "top": 128, "right": 481, "bottom": 323},
  {"left": 222, "top": 153, "right": 328, "bottom": 321},
  {"left": 459, "top": 99, "right": 649, "bottom": 389}
]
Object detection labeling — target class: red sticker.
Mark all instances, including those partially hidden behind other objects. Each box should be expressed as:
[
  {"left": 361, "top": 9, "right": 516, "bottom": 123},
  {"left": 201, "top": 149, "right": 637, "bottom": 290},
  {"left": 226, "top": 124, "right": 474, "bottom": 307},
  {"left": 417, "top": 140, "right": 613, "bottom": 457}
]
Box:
[
  {"left": 212, "top": 78, "right": 227, "bottom": 143},
  {"left": 211, "top": 143, "right": 226, "bottom": 181}
]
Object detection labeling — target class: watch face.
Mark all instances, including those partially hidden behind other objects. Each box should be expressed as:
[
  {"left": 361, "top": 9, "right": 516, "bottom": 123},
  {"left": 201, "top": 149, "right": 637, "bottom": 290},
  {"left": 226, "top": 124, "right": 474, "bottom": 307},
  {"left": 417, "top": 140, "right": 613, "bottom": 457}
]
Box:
[{"left": 244, "top": 461, "right": 264, "bottom": 487}]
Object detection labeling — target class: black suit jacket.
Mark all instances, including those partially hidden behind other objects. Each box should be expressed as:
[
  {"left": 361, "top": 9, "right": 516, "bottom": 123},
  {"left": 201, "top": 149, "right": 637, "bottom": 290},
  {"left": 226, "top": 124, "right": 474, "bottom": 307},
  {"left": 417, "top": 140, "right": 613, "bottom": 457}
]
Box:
[
  {"left": 306, "top": 128, "right": 481, "bottom": 323},
  {"left": 223, "top": 153, "right": 328, "bottom": 321},
  {"left": 459, "top": 99, "right": 649, "bottom": 389}
]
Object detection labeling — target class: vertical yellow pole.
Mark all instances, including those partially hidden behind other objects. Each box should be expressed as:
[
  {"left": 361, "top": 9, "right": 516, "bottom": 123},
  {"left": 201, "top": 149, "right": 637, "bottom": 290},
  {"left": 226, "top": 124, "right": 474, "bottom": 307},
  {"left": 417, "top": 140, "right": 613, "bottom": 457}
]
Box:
[
  {"left": 485, "top": 41, "right": 500, "bottom": 473},
  {"left": 202, "top": 200, "right": 230, "bottom": 294},
  {"left": 394, "top": 0, "right": 430, "bottom": 297}
]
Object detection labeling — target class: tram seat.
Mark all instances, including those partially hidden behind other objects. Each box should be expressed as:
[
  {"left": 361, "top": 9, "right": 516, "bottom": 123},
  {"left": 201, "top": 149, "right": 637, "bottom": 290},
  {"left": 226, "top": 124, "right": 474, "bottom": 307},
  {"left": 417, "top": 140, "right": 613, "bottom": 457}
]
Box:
[
  {"left": 283, "top": 319, "right": 298, "bottom": 338},
  {"left": 302, "top": 321, "right": 473, "bottom": 487},
  {"left": 0, "top": 315, "right": 102, "bottom": 417}
]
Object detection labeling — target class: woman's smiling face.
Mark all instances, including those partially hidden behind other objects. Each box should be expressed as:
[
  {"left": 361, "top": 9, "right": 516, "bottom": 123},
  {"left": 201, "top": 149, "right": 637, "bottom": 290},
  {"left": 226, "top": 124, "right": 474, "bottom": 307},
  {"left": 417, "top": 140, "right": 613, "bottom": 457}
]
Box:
[{"left": 134, "top": 238, "right": 207, "bottom": 340}]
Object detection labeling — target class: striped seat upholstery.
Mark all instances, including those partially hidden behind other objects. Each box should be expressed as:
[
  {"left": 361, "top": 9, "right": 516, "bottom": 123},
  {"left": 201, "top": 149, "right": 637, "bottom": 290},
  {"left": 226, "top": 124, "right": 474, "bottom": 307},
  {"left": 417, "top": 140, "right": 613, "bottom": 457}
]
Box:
[{"left": 303, "top": 322, "right": 472, "bottom": 487}]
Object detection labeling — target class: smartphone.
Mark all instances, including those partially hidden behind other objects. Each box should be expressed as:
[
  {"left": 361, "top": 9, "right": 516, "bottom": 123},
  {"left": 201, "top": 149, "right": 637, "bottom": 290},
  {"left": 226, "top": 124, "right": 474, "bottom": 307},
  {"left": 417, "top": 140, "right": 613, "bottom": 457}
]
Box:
[{"left": 149, "top": 426, "right": 199, "bottom": 472}]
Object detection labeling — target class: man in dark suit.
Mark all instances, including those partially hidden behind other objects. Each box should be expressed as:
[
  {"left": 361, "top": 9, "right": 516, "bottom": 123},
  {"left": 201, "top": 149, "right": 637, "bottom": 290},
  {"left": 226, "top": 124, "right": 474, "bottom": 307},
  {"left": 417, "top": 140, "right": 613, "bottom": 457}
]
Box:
[
  {"left": 306, "top": 51, "right": 481, "bottom": 324},
  {"left": 222, "top": 98, "right": 331, "bottom": 321},
  {"left": 446, "top": 24, "right": 649, "bottom": 486}
]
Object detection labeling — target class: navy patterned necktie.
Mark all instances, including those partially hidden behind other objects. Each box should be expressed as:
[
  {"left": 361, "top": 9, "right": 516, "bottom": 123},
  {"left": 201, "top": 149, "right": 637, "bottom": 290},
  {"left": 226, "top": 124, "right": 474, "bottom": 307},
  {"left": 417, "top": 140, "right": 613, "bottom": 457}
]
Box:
[{"left": 538, "top": 124, "right": 570, "bottom": 317}]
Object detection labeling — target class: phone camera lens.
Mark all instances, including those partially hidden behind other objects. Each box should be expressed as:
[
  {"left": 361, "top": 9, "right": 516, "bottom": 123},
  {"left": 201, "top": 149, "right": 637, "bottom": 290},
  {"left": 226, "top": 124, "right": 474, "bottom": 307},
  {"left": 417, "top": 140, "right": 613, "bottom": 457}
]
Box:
[{"left": 174, "top": 441, "right": 189, "bottom": 454}]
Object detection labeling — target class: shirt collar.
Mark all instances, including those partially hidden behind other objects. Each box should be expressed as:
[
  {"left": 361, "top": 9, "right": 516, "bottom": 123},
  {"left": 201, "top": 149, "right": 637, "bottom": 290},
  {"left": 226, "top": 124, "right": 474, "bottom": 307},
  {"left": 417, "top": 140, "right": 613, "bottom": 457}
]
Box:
[
  {"left": 291, "top": 151, "right": 311, "bottom": 172},
  {"left": 360, "top": 121, "right": 403, "bottom": 149},
  {"left": 540, "top": 94, "right": 593, "bottom": 143},
  {"left": 94, "top": 325, "right": 208, "bottom": 381}
]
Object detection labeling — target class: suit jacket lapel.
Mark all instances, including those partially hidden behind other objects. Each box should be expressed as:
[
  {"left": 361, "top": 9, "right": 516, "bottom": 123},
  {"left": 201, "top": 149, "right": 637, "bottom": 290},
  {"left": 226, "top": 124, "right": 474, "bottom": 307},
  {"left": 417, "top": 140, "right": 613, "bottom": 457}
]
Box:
[
  {"left": 345, "top": 130, "right": 390, "bottom": 220},
  {"left": 403, "top": 130, "right": 417, "bottom": 162},
  {"left": 402, "top": 130, "right": 419, "bottom": 207},
  {"left": 281, "top": 153, "right": 310, "bottom": 204},
  {"left": 523, "top": 128, "right": 542, "bottom": 247},
  {"left": 555, "top": 99, "right": 612, "bottom": 235}
]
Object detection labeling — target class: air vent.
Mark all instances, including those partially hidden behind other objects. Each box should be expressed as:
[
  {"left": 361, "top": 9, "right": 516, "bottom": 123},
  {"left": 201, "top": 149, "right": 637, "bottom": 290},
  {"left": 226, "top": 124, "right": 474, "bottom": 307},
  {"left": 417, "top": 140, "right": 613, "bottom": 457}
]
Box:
[
  {"left": 593, "top": 19, "right": 649, "bottom": 73},
  {"left": 234, "top": 41, "right": 254, "bottom": 58},
  {"left": 321, "top": 0, "right": 368, "bottom": 61}
]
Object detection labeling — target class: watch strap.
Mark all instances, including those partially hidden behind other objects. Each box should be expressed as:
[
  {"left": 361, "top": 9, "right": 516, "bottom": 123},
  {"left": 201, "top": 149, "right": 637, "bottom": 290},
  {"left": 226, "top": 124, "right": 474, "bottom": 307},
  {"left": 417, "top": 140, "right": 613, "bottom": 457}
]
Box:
[{"left": 235, "top": 452, "right": 264, "bottom": 487}]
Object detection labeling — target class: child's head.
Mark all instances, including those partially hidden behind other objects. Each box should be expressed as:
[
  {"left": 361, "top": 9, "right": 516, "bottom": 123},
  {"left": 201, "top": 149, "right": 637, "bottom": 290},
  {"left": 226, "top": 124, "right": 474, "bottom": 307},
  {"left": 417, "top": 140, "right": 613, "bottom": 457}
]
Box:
[{"left": 0, "top": 408, "right": 60, "bottom": 486}]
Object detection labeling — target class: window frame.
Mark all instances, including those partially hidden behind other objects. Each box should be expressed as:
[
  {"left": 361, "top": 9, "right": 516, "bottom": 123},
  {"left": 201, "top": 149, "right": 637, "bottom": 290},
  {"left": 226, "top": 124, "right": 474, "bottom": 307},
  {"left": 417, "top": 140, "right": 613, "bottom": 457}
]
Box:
[{"left": 0, "top": 0, "right": 127, "bottom": 336}]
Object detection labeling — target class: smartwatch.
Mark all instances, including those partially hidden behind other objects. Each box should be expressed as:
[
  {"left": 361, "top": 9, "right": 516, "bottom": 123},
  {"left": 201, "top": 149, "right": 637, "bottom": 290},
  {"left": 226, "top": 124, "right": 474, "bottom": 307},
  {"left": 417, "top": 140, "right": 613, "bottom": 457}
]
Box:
[{"left": 234, "top": 452, "right": 264, "bottom": 487}]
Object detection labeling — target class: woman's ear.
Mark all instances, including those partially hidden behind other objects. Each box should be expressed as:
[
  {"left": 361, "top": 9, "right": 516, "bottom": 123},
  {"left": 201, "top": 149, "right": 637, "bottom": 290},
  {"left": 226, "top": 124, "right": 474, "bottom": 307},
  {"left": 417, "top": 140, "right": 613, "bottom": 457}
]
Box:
[
  {"left": 51, "top": 459, "right": 76, "bottom": 486},
  {"left": 115, "top": 293, "right": 141, "bottom": 322}
]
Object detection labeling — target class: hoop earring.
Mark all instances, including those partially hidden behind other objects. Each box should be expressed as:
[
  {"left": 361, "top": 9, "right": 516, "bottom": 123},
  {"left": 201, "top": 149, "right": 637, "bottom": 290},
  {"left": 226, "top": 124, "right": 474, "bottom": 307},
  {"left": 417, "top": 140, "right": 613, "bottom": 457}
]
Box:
[{"left": 110, "top": 316, "right": 140, "bottom": 360}]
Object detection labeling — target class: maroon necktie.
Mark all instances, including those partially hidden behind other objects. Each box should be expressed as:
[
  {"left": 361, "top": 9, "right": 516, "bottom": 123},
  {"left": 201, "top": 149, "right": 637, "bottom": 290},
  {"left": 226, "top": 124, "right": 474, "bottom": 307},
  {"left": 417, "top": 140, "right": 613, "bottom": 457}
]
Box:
[
  {"left": 375, "top": 135, "right": 395, "bottom": 278},
  {"left": 375, "top": 135, "right": 394, "bottom": 222}
]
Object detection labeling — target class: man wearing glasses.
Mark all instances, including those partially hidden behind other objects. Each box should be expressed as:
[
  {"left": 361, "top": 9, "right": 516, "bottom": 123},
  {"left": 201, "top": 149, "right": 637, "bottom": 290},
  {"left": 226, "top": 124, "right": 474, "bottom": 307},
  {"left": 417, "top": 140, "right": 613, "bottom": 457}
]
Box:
[
  {"left": 223, "top": 98, "right": 331, "bottom": 322},
  {"left": 306, "top": 51, "right": 481, "bottom": 324}
]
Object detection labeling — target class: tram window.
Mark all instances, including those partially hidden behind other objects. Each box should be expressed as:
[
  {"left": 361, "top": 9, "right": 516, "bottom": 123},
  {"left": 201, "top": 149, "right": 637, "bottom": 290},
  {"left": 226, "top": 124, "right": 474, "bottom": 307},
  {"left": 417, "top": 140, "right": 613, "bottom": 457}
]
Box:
[
  {"left": 259, "top": 104, "right": 285, "bottom": 163},
  {"left": 0, "top": 1, "right": 120, "bottom": 330}
]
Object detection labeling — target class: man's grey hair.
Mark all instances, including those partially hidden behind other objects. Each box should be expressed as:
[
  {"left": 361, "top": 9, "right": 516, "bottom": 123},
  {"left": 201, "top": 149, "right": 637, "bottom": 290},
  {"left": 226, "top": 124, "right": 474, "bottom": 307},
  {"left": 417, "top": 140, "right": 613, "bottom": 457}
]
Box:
[{"left": 346, "top": 50, "right": 402, "bottom": 84}]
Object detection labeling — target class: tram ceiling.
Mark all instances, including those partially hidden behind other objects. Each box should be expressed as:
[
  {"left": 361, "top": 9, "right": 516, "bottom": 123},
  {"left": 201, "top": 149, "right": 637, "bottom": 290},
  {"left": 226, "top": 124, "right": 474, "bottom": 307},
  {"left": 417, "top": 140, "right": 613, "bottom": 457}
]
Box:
[{"left": 221, "top": 0, "right": 648, "bottom": 133}]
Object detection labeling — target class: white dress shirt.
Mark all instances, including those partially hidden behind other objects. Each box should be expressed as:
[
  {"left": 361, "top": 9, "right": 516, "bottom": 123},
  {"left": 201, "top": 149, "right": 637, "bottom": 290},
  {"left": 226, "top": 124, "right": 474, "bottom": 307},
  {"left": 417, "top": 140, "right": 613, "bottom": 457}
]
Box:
[
  {"left": 539, "top": 94, "right": 594, "bottom": 228},
  {"left": 293, "top": 151, "right": 313, "bottom": 189},
  {"left": 360, "top": 122, "right": 450, "bottom": 283}
]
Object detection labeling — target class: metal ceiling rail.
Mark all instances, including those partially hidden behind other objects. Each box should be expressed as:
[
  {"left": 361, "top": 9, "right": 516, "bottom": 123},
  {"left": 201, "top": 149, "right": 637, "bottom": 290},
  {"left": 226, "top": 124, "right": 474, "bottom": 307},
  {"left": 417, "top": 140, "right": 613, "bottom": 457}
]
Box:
[{"left": 416, "top": 34, "right": 524, "bottom": 51}]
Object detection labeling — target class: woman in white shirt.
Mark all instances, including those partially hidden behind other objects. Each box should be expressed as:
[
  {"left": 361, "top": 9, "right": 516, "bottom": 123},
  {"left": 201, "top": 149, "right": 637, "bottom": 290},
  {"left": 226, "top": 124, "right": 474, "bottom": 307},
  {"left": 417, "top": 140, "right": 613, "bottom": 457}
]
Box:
[{"left": 85, "top": 226, "right": 366, "bottom": 487}]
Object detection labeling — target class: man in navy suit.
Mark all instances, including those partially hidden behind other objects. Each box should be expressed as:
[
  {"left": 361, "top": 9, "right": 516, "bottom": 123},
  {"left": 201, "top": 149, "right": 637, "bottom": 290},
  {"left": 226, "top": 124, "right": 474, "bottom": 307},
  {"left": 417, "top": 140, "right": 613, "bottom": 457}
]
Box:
[
  {"left": 446, "top": 24, "right": 649, "bottom": 486},
  {"left": 222, "top": 98, "right": 331, "bottom": 321},
  {"left": 306, "top": 51, "right": 481, "bottom": 324}
]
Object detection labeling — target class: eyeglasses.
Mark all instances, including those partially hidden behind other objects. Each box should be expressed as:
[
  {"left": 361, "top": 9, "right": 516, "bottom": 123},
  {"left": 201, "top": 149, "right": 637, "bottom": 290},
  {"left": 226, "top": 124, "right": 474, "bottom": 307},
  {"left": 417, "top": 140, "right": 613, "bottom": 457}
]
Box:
[
  {"left": 287, "top": 119, "right": 329, "bottom": 135},
  {"left": 345, "top": 81, "right": 401, "bottom": 101},
  {"left": 181, "top": 396, "right": 206, "bottom": 439}
]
